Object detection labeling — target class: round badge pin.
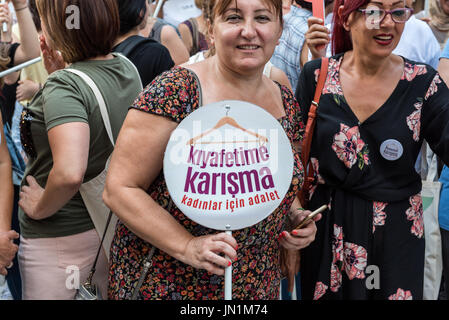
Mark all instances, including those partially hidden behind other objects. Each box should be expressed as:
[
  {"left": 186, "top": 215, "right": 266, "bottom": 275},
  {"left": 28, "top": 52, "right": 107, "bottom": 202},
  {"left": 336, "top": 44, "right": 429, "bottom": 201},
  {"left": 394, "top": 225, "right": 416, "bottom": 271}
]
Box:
[{"left": 380, "top": 139, "right": 403, "bottom": 161}]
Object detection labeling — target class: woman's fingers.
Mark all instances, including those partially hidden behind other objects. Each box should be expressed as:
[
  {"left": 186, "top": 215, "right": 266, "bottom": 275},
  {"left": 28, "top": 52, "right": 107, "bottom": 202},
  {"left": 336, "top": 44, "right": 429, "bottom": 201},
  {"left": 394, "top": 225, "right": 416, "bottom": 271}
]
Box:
[
  {"left": 280, "top": 231, "right": 311, "bottom": 250},
  {"left": 279, "top": 219, "right": 318, "bottom": 250},
  {"left": 212, "top": 232, "right": 238, "bottom": 251},
  {"left": 0, "top": 267, "right": 7, "bottom": 276},
  {"left": 204, "top": 249, "right": 232, "bottom": 269},
  {"left": 307, "top": 16, "right": 323, "bottom": 26},
  {"left": 307, "top": 30, "right": 330, "bottom": 42},
  {"left": 186, "top": 233, "right": 238, "bottom": 276},
  {"left": 202, "top": 261, "right": 226, "bottom": 276}
]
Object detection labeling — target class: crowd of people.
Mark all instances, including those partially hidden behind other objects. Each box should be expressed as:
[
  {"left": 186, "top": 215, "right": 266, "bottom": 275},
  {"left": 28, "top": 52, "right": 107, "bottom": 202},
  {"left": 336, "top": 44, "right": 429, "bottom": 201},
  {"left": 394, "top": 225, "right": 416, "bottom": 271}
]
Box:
[{"left": 0, "top": 0, "right": 449, "bottom": 301}]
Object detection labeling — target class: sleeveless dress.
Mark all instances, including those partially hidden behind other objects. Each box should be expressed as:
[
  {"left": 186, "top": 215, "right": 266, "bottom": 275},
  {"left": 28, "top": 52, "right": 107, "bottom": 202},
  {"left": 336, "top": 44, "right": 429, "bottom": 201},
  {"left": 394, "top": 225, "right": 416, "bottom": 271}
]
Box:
[{"left": 108, "top": 67, "right": 305, "bottom": 300}]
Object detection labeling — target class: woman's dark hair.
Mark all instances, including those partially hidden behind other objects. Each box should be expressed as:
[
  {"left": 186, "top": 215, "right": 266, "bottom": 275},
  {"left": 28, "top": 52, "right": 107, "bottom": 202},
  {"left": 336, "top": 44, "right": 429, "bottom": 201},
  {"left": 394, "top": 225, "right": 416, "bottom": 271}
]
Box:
[
  {"left": 116, "top": 0, "right": 147, "bottom": 36},
  {"left": 29, "top": 0, "right": 42, "bottom": 32}
]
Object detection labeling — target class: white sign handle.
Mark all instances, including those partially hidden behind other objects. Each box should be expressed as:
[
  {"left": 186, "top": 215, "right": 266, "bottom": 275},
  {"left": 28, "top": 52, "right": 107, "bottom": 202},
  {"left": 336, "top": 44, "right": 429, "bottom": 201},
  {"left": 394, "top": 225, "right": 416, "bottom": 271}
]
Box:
[
  {"left": 224, "top": 228, "right": 233, "bottom": 300},
  {"left": 152, "top": 0, "right": 164, "bottom": 18}
]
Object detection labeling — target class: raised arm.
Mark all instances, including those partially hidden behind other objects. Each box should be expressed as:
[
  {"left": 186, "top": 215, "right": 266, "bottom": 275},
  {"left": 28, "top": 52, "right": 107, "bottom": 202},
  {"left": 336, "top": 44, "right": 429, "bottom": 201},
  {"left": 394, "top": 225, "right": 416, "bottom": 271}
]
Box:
[
  {"left": 305, "top": 16, "right": 330, "bottom": 61},
  {"left": 103, "top": 109, "right": 237, "bottom": 275},
  {"left": 10, "top": 0, "right": 40, "bottom": 65}
]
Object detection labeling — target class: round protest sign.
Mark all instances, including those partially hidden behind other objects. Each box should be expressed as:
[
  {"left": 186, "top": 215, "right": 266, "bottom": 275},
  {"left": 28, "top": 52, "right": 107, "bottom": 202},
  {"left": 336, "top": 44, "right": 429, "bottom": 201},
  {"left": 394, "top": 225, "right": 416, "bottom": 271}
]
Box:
[{"left": 163, "top": 100, "right": 294, "bottom": 231}]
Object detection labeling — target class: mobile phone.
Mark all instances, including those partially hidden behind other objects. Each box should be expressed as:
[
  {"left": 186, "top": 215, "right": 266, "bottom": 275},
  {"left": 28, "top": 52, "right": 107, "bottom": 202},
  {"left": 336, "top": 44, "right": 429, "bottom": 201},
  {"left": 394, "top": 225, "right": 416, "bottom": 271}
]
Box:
[{"left": 294, "top": 205, "right": 327, "bottom": 229}]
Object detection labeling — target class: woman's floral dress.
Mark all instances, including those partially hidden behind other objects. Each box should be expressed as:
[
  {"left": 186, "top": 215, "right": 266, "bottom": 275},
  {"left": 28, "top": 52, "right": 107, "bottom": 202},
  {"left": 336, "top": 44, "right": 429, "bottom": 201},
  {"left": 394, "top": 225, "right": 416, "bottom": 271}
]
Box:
[
  {"left": 108, "top": 67, "right": 305, "bottom": 300},
  {"left": 296, "top": 54, "right": 449, "bottom": 300}
]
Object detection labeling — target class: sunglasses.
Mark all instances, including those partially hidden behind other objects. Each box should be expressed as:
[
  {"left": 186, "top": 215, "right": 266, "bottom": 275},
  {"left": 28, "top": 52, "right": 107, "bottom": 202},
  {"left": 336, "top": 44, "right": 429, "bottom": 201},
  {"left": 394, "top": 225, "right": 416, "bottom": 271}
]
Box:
[{"left": 357, "top": 7, "right": 414, "bottom": 24}]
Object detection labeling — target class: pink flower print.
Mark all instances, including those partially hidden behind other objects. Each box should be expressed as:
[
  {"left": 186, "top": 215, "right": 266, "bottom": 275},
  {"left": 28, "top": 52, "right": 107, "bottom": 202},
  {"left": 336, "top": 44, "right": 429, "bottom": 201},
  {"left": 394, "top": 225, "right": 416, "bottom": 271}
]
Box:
[
  {"left": 425, "top": 74, "right": 442, "bottom": 100},
  {"left": 401, "top": 63, "right": 427, "bottom": 81},
  {"left": 343, "top": 242, "right": 367, "bottom": 280},
  {"left": 309, "top": 184, "right": 317, "bottom": 201},
  {"left": 406, "top": 100, "right": 422, "bottom": 142},
  {"left": 331, "top": 225, "right": 344, "bottom": 293},
  {"left": 314, "top": 68, "right": 320, "bottom": 83},
  {"left": 388, "top": 288, "right": 413, "bottom": 300},
  {"left": 332, "top": 224, "right": 344, "bottom": 264},
  {"left": 373, "top": 202, "right": 387, "bottom": 233},
  {"left": 406, "top": 194, "right": 424, "bottom": 238},
  {"left": 330, "top": 263, "right": 342, "bottom": 293},
  {"left": 323, "top": 57, "right": 344, "bottom": 96},
  {"left": 332, "top": 124, "right": 370, "bottom": 170},
  {"left": 313, "top": 282, "right": 328, "bottom": 300},
  {"left": 311, "top": 158, "right": 325, "bottom": 184},
  {"left": 308, "top": 158, "right": 325, "bottom": 200}
]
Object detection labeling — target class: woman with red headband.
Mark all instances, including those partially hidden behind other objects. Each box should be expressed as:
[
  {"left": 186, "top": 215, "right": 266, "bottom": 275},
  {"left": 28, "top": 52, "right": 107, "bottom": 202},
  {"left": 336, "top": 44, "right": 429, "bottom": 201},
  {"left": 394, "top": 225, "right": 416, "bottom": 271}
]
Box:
[{"left": 296, "top": 0, "right": 449, "bottom": 300}]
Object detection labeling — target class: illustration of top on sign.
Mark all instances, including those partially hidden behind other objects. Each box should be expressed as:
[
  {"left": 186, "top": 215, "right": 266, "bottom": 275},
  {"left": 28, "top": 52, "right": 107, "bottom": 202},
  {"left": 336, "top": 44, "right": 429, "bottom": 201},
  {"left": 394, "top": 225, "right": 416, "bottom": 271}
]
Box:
[{"left": 187, "top": 105, "right": 269, "bottom": 146}]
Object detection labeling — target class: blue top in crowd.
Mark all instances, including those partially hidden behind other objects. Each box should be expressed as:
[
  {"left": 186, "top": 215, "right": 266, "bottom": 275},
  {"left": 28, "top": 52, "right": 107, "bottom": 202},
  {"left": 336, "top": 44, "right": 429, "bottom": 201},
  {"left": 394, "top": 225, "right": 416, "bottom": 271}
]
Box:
[
  {"left": 270, "top": 6, "right": 311, "bottom": 93},
  {"left": 438, "top": 40, "right": 449, "bottom": 231}
]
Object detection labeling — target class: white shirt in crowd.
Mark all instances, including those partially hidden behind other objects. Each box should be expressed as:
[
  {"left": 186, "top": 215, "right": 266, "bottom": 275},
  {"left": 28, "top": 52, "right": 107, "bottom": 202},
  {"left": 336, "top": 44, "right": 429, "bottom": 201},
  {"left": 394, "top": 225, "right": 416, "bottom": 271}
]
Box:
[
  {"left": 394, "top": 15, "right": 441, "bottom": 68},
  {"left": 162, "top": 0, "right": 202, "bottom": 27}
]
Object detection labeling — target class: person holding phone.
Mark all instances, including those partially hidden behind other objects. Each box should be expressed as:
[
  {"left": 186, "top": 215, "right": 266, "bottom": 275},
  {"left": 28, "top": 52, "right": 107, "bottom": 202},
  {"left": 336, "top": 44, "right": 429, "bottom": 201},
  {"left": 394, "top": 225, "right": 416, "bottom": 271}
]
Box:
[
  {"left": 297, "top": 0, "right": 449, "bottom": 300},
  {"left": 104, "top": 0, "right": 319, "bottom": 300}
]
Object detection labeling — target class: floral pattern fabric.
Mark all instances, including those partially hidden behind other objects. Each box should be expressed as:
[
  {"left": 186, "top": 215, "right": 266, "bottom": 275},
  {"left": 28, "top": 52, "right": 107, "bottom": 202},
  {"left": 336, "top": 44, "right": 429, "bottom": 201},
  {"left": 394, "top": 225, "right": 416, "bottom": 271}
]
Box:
[
  {"left": 388, "top": 288, "right": 413, "bottom": 300},
  {"left": 406, "top": 194, "right": 424, "bottom": 239},
  {"left": 373, "top": 202, "right": 387, "bottom": 233},
  {"left": 297, "top": 54, "right": 449, "bottom": 300},
  {"left": 108, "top": 67, "right": 305, "bottom": 300},
  {"left": 406, "top": 100, "right": 423, "bottom": 142},
  {"left": 332, "top": 124, "right": 370, "bottom": 170}
]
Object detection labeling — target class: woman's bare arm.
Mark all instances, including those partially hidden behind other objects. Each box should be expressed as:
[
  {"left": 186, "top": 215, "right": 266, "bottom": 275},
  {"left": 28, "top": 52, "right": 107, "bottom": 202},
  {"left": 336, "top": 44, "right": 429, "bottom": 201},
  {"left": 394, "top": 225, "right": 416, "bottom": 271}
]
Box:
[
  {"left": 0, "top": 113, "right": 13, "bottom": 232},
  {"left": 19, "top": 122, "right": 90, "bottom": 220},
  {"left": 103, "top": 110, "right": 237, "bottom": 275},
  {"left": 11, "top": 0, "right": 40, "bottom": 65},
  {"left": 161, "top": 25, "right": 189, "bottom": 65}
]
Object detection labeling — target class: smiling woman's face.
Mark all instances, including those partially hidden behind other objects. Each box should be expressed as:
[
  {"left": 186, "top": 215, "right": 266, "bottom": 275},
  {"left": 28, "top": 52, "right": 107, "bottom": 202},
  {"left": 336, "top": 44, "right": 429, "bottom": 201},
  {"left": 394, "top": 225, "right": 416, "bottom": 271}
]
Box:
[
  {"left": 210, "top": 0, "right": 283, "bottom": 74},
  {"left": 345, "top": 0, "right": 406, "bottom": 59}
]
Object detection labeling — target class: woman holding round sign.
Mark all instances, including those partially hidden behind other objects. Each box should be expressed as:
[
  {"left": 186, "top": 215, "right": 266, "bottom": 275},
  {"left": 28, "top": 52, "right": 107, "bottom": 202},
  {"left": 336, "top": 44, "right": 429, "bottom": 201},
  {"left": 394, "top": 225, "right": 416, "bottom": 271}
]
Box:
[
  {"left": 104, "top": 0, "right": 319, "bottom": 300},
  {"left": 297, "top": 0, "right": 449, "bottom": 300}
]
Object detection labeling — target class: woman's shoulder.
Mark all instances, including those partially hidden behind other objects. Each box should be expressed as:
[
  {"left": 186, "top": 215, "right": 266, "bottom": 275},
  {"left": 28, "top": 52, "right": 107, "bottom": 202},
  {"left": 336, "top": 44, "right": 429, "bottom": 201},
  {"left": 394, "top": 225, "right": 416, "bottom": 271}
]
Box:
[
  {"left": 275, "top": 81, "right": 297, "bottom": 107},
  {"left": 146, "top": 66, "right": 197, "bottom": 90},
  {"left": 273, "top": 81, "right": 305, "bottom": 142},
  {"left": 399, "top": 55, "right": 438, "bottom": 80},
  {"left": 131, "top": 66, "right": 200, "bottom": 119}
]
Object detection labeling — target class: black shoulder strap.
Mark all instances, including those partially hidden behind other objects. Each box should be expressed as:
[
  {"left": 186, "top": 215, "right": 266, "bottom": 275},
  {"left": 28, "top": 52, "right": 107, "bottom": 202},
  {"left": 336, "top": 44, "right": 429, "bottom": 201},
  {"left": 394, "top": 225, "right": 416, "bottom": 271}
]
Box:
[{"left": 113, "top": 35, "right": 153, "bottom": 57}]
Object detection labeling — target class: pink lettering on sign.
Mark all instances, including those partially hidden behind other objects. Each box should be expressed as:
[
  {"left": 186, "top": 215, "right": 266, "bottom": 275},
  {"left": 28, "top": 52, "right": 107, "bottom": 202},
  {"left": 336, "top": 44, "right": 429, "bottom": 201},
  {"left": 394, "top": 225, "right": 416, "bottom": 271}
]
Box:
[
  {"left": 183, "top": 144, "right": 277, "bottom": 199},
  {"left": 180, "top": 190, "right": 282, "bottom": 213},
  {"left": 187, "top": 145, "right": 269, "bottom": 169},
  {"left": 183, "top": 167, "right": 275, "bottom": 196}
]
